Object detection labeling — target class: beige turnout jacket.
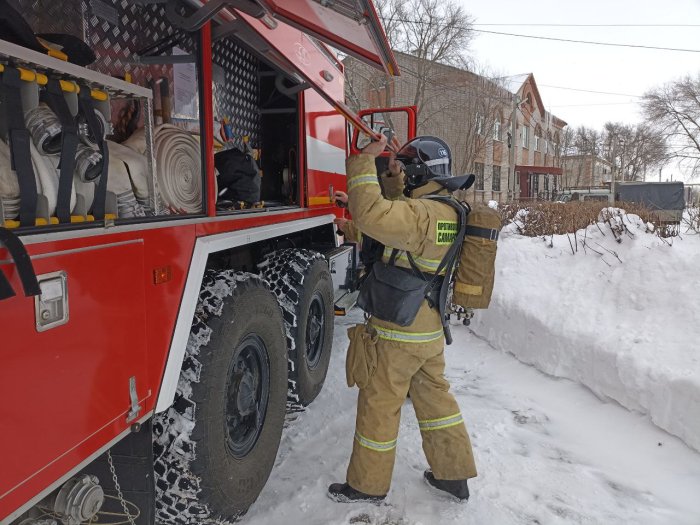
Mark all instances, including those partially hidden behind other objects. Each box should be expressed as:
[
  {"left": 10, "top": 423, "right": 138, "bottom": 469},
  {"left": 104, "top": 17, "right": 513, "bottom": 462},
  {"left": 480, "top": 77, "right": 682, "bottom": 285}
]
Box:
[{"left": 346, "top": 154, "right": 459, "bottom": 341}]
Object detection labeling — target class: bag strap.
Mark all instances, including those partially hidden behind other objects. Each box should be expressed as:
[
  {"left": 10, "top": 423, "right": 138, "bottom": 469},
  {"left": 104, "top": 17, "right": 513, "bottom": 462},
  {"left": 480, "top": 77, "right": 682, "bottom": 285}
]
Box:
[
  {"left": 1, "top": 67, "right": 38, "bottom": 227},
  {"left": 0, "top": 226, "right": 40, "bottom": 300},
  {"left": 42, "top": 78, "right": 78, "bottom": 223},
  {"left": 466, "top": 224, "right": 499, "bottom": 241},
  {"left": 78, "top": 84, "right": 109, "bottom": 220}
]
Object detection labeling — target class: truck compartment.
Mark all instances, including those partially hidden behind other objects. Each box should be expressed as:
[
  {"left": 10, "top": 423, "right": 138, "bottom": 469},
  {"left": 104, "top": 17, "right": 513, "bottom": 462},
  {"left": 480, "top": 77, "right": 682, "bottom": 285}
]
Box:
[{"left": 0, "top": 0, "right": 302, "bottom": 232}]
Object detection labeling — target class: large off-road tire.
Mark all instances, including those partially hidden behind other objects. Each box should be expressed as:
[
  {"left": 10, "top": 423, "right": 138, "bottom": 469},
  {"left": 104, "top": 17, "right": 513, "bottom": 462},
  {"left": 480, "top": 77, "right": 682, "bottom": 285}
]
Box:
[
  {"left": 258, "top": 249, "right": 334, "bottom": 406},
  {"left": 152, "top": 271, "right": 287, "bottom": 524}
]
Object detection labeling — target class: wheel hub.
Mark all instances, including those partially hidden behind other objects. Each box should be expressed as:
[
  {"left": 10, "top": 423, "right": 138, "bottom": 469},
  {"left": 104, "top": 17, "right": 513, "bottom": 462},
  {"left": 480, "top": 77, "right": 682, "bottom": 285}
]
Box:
[
  {"left": 225, "top": 335, "right": 270, "bottom": 458},
  {"left": 305, "top": 292, "right": 326, "bottom": 369},
  {"left": 235, "top": 370, "right": 256, "bottom": 416}
]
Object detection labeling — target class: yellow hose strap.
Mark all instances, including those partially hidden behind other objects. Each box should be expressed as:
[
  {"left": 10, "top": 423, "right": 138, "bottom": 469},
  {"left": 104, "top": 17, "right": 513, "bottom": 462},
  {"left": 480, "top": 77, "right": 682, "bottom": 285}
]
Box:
[
  {"left": 46, "top": 48, "right": 69, "bottom": 62},
  {"left": 354, "top": 432, "right": 397, "bottom": 452},
  {"left": 418, "top": 413, "right": 464, "bottom": 431},
  {"left": 0, "top": 65, "right": 37, "bottom": 82},
  {"left": 347, "top": 173, "right": 379, "bottom": 191},
  {"left": 91, "top": 89, "right": 108, "bottom": 101},
  {"left": 9, "top": 71, "right": 109, "bottom": 100},
  {"left": 371, "top": 326, "right": 443, "bottom": 344},
  {"left": 455, "top": 282, "right": 483, "bottom": 296}
]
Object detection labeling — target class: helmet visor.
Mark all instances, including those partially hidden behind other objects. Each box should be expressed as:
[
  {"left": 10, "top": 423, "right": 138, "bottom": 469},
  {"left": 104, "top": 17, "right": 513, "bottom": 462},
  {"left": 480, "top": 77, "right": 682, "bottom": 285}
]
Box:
[{"left": 396, "top": 140, "right": 451, "bottom": 178}]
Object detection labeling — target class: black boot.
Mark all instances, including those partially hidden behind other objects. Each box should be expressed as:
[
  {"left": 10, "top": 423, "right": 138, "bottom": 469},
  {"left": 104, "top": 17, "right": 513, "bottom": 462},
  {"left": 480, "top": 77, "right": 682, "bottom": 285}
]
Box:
[
  {"left": 423, "top": 470, "right": 470, "bottom": 501},
  {"left": 327, "top": 482, "right": 386, "bottom": 504}
]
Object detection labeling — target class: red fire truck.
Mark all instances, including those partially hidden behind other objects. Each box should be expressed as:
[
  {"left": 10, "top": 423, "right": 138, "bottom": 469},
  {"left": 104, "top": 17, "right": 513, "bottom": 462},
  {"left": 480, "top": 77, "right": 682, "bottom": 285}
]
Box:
[{"left": 0, "top": 1, "right": 409, "bottom": 523}]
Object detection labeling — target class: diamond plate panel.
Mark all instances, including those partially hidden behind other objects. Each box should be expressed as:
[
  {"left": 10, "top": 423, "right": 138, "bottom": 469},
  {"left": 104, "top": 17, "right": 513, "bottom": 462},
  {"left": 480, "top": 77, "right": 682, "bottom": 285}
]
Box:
[
  {"left": 212, "top": 38, "right": 261, "bottom": 148},
  {"left": 12, "top": 0, "right": 262, "bottom": 144}
]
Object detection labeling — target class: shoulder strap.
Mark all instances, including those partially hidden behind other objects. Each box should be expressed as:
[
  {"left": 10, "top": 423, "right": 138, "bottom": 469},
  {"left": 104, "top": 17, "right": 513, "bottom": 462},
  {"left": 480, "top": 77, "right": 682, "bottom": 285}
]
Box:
[{"left": 421, "top": 195, "right": 469, "bottom": 345}]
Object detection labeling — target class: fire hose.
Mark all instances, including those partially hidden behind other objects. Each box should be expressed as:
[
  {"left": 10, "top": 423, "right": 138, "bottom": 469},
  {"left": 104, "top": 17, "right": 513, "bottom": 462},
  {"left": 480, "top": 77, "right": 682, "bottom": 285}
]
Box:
[
  {"left": 0, "top": 139, "right": 19, "bottom": 220},
  {"left": 124, "top": 124, "right": 202, "bottom": 214}
]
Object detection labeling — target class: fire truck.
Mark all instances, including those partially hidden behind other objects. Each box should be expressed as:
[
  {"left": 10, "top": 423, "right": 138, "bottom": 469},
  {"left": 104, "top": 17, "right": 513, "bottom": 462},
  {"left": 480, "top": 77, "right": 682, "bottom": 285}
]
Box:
[{"left": 0, "top": 1, "right": 411, "bottom": 523}]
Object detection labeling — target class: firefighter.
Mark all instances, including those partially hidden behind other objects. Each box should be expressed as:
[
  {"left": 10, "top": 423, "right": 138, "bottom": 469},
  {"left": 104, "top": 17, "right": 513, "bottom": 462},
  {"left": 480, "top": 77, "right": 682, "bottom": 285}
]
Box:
[{"left": 328, "top": 134, "right": 477, "bottom": 504}]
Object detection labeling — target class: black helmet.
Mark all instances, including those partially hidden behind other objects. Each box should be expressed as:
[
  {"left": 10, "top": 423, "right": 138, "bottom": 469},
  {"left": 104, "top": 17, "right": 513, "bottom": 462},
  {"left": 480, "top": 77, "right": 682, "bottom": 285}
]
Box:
[{"left": 395, "top": 136, "right": 453, "bottom": 190}]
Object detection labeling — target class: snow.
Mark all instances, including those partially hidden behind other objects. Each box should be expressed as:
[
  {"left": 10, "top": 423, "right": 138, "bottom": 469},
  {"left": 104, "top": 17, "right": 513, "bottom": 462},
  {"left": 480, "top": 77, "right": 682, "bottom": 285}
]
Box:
[
  {"left": 242, "top": 313, "right": 700, "bottom": 524},
  {"left": 473, "top": 212, "right": 700, "bottom": 453},
  {"left": 237, "top": 211, "right": 700, "bottom": 524}
]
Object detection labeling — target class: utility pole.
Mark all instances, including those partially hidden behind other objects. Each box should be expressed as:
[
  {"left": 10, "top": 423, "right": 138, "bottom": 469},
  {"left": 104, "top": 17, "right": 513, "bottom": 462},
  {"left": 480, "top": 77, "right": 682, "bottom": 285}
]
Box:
[{"left": 508, "top": 95, "right": 519, "bottom": 201}]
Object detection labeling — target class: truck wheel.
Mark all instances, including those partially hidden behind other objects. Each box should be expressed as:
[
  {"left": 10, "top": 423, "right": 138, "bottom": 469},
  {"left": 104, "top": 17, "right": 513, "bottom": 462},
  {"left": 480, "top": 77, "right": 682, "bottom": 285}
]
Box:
[
  {"left": 152, "top": 271, "right": 287, "bottom": 524},
  {"left": 259, "top": 249, "right": 334, "bottom": 406}
]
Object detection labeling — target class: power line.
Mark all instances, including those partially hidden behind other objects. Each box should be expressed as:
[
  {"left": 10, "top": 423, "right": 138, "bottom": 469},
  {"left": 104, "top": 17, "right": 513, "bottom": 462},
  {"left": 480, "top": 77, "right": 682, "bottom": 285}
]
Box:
[
  {"left": 471, "top": 29, "right": 700, "bottom": 53},
  {"left": 549, "top": 101, "right": 638, "bottom": 107},
  {"left": 534, "top": 84, "right": 643, "bottom": 98},
  {"left": 473, "top": 23, "right": 700, "bottom": 28},
  {"left": 381, "top": 16, "right": 700, "bottom": 53}
]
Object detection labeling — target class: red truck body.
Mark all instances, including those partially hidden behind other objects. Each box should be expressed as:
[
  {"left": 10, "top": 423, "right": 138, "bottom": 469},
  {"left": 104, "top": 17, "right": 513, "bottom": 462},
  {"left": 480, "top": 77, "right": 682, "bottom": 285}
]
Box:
[{"left": 0, "top": 1, "right": 398, "bottom": 521}]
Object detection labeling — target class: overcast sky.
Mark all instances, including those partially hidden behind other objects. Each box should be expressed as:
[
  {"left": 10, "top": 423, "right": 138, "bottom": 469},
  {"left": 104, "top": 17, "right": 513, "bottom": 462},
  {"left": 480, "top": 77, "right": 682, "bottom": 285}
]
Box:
[{"left": 459, "top": 0, "right": 700, "bottom": 134}]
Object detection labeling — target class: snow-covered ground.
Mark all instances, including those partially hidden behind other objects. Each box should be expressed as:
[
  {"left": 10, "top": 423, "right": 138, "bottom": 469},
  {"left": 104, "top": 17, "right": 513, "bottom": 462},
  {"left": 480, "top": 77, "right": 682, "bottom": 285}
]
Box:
[
  {"left": 242, "top": 308, "right": 700, "bottom": 525},
  {"left": 237, "top": 210, "right": 700, "bottom": 524}
]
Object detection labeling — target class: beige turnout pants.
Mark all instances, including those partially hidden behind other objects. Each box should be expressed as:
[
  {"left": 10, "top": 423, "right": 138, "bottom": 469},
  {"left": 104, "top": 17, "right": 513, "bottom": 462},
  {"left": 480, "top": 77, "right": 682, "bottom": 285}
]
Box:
[{"left": 346, "top": 327, "right": 477, "bottom": 496}]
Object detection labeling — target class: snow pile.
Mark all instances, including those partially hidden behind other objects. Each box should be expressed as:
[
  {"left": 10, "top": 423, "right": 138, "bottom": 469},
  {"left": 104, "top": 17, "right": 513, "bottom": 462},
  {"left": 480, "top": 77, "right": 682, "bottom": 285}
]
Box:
[{"left": 472, "top": 211, "right": 700, "bottom": 452}]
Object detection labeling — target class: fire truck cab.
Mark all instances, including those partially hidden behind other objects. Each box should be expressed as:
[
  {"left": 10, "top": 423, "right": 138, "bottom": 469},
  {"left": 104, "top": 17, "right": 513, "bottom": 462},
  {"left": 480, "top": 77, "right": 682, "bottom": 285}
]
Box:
[{"left": 0, "top": 1, "right": 401, "bottom": 523}]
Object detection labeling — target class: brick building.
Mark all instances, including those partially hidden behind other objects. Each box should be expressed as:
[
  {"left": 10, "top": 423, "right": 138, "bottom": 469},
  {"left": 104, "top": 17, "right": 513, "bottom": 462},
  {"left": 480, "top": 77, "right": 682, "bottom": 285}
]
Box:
[
  {"left": 344, "top": 54, "right": 567, "bottom": 202},
  {"left": 561, "top": 154, "right": 613, "bottom": 188}
]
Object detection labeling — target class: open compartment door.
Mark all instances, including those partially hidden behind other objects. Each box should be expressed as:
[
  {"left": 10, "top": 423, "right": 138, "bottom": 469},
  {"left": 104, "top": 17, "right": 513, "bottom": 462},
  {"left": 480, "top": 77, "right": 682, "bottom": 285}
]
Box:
[
  {"left": 209, "top": 6, "right": 386, "bottom": 137},
  {"left": 256, "top": 0, "right": 399, "bottom": 76},
  {"left": 350, "top": 106, "right": 418, "bottom": 155}
]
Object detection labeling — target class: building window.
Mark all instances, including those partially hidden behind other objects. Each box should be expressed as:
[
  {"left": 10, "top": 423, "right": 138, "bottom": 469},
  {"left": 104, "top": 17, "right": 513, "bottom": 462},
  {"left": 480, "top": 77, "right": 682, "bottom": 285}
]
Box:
[
  {"left": 544, "top": 174, "right": 549, "bottom": 193},
  {"left": 535, "top": 135, "right": 540, "bottom": 151},
  {"left": 532, "top": 174, "right": 539, "bottom": 196},
  {"left": 476, "top": 114, "right": 484, "bottom": 135},
  {"left": 522, "top": 126, "right": 529, "bottom": 149},
  {"left": 492, "top": 165, "right": 501, "bottom": 191},
  {"left": 475, "top": 162, "right": 485, "bottom": 190},
  {"left": 493, "top": 120, "right": 502, "bottom": 141}
]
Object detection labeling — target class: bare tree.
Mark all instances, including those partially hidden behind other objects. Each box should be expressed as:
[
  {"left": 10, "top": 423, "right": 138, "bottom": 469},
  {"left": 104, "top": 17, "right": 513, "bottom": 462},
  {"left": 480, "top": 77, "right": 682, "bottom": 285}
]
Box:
[
  {"left": 436, "top": 70, "right": 511, "bottom": 175},
  {"left": 602, "top": 122, "right": 667, "bottom": 181},
  {"left": 349, "top": 0, "right": 474, "bottom": 119},
  {"left": 560, "top": 126, "right": 601, "bottom": 187},
  {"left": 642, "top": 75, "right": 700, "bottom": 178}
]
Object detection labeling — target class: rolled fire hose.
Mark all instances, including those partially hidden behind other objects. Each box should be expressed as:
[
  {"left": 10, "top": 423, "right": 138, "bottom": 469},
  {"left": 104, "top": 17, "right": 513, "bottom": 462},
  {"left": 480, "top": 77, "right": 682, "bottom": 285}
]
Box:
[
  {"left": 24, "top": 103, "right": 62, "bottom": 155},
  {"left": 32, "top": 141, "right": 77, "bottom": 217},
  {"left": 124, "top": 124, "right": 201, "bottom": 214},
  {"left": 0, "top": 139, "right": 20, "bottom": 219},
  {"left": 107, "top": 140, "right": 149, "bottom": 207},
  {"left": 107, "top": 152, "right": 146, "bottom": 218},
  {"left": 75, "top": 144, "right": 103, "bottom": 183}
]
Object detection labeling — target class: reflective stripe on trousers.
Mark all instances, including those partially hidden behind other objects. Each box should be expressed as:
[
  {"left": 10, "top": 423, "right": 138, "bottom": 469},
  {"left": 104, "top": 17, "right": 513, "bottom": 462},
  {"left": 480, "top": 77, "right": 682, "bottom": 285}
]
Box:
[
  {"left": 371, "top": 325, "right": 444, "bottom": 344},
  {"left": 354, "top": 432, "right": 397, "bottom": 452},
  {"left": 418, "top": 413, "right": 464, "bottom": 431}
]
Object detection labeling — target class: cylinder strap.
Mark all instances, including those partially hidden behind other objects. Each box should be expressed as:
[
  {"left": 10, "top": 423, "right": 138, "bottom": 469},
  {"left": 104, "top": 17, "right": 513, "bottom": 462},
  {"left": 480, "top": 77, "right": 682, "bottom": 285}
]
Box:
[{"left": 465, "top": 225, "right": 499, "bottom": 241}]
